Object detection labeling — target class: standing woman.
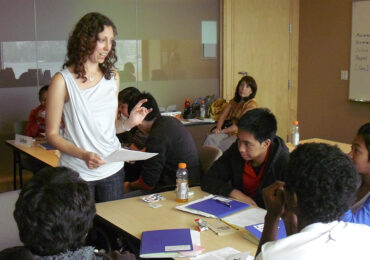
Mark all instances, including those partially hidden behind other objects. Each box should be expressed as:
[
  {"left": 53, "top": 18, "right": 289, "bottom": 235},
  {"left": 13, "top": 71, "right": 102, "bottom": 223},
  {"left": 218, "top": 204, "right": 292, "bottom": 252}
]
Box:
[
  {"left": 46, "top": 13, "right": 148, "bottom": 202},
  {"left": 204, "top": 75, "right": 258, "bottom": 152}
]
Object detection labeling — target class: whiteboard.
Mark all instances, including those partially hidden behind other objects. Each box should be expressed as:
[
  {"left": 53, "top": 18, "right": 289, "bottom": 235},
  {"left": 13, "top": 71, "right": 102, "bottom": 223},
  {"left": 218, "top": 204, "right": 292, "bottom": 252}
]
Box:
[{"left": 349, "top": 0, "right": 370, "bottom": 102}]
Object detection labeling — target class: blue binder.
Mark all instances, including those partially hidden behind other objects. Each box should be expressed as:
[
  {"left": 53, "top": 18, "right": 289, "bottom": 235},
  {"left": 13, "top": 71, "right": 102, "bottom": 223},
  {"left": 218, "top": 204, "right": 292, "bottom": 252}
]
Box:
[
  {"left": 187, "top": 197, "right": 250, "bottom": 218},
  {"left": 245, "top": 219, "right": 287, "bottom": 241},
  {"left": 38, "top": 143, "right": 56, "bottom": 150},
  {"left": 140, "top": 228, "right": 193, "bottom": 257}
]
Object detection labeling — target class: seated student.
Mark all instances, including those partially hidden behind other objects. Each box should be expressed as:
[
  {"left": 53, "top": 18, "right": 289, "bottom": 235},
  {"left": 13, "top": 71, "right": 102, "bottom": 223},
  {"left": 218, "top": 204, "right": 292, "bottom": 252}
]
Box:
[
  {"left": 116, "top": 87, "right": 147, "bottom": 150},
  {"left": 123, "top": 92, "right": 201, "bottom": 197},
  {"left": 204, "top": 75, "right": 258, "bottom": 152},
  {"left": 25, "top": 85, "right": 48, "bottom": 138},
  {"left": 342, "top": 122, "right": 370, "bottom": 225},
  {"left": 201, "top": 108, "right": 289, "bottom": 207},
  {"left": 0, "top": 167, "right": 135, "bottom": 260},
  {"left": 117, "top": 87, "right": 148, "bottom": 182},
  {"left": 256, "top": 143, "right": 370, "bottom": 259}
]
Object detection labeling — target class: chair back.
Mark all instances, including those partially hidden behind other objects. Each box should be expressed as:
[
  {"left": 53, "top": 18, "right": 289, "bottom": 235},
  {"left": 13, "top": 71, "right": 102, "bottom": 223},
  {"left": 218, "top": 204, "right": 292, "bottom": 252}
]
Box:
[
  {"left": 198, "top": 145, "right": 222, "bottom": 174},
  {"left": 13, "top": 121, "right": 28, "bottom": 135},
  {"left": 0, "top": 190, "right": 22, "bottom": 250}
]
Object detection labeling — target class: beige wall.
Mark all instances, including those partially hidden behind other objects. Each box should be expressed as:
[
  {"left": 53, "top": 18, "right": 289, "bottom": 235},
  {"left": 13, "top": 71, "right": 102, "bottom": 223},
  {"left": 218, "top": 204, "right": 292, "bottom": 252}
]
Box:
[{"left": 299, "top": 0, "right": 370, "bottom": 143}]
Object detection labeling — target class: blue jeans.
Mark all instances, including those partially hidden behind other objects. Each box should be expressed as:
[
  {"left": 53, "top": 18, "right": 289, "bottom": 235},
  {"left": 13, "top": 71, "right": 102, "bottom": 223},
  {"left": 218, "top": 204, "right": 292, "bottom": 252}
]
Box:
[{"left": 88, "top": 167, "right": 124, "bottom": 203}]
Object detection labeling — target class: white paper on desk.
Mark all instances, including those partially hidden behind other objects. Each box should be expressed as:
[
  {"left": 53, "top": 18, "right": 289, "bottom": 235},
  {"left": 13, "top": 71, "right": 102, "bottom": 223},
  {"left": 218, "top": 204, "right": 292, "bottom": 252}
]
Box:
[
  {"left": 15, "top": 134, "right": 34, "bottom": 147},
  {"left": 221, "top": 207, "right": 267, "bottom": 228},
  {"left": 187, "top": 118, "right": 215, "bottom": 123},
  {"left": 104, "top": 149, "right": 157, "bottom": 162},
  {"left": 178, "top": 230, "right": 205, "bottom": 257},
  {"left": 192, "top": 247, "right": 253, "bottom": 260},
  {"left": 176, "top": 194, "right": 218, "bottom": 218}
]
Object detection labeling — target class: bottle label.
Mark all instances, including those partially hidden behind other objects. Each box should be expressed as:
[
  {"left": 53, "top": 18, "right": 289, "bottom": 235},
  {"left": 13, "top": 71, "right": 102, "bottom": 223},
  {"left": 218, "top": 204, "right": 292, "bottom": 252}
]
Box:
[
  {"left": 176, "top": 180, "right": 189, "bottom": 199},
  {"left": 292, "top": 133, "right": 300, "bottom": 146},
  {"left": 200, "top": 107, "right": 205, "bottom": 119}
]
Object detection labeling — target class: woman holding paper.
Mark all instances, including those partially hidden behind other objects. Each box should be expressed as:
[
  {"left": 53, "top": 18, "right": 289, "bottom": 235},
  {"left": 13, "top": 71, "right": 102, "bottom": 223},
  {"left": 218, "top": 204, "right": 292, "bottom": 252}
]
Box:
[{"left": 46, "top": 13, "right": 149, "bottom": 202}]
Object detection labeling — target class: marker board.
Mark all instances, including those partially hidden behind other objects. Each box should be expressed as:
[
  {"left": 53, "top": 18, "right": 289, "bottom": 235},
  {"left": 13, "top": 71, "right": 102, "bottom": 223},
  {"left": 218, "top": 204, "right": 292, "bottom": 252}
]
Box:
[{"left": 349, "top": 0, "right": 370, "bottom": 102}]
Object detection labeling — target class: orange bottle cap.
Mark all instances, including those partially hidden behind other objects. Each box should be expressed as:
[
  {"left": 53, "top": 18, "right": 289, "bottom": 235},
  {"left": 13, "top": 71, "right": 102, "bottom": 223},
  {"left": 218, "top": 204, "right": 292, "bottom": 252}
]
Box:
[
  {"left": 293, "top": 120, "right": 299, "bottom": 125},
  {"left": 178, "top": 163, "right": 187, "bottom": 168}
]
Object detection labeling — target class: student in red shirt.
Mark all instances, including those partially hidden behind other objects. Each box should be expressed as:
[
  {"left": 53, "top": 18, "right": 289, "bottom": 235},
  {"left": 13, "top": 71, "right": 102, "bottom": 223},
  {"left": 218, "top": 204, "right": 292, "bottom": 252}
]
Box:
[
  {"left": 25, "top": 85, "right": 48, "bottom": 138},
  {"left": 201, "top": 108, "right": 289, "bottom": 208}
]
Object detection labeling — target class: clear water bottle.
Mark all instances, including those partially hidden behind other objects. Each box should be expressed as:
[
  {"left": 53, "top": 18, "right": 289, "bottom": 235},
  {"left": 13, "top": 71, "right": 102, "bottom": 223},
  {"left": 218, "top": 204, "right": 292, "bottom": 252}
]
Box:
[
  {"left": 200, "top": 100, "right": 206, "bottom": 119},
  {"left": 176, "top": 163, "right": 189, "bottom": 203},
  {"left": 291, "top": 120, "right": 300, "bottom": 146}
]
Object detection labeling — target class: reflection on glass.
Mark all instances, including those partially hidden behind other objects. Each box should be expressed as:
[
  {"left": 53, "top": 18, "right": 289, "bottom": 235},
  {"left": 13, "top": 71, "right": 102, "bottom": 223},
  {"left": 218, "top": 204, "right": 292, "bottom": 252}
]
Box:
[
  {"left": 116, "top": 40, "right": 142, "bottom": 82},
  {"left": 1, "top": 40, "right": 143, "bottom": 87},
  {"left": 1, "top": 41, "right": 38, "bottom": 87},
  {"left": 0, "top": 0, "right": 220, "bottom": 113}
]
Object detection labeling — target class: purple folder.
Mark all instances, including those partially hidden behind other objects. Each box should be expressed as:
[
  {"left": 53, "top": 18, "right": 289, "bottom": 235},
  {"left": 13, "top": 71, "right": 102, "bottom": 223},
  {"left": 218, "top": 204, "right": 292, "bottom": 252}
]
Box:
[
  {"left": 140, "top": 228, "right": 193, "bottom": 256},
  {"left": 39, "top": 143, "right": 56, "bottom": 150},
  {"left": 245, "top": 219, "right": 287, "bottom": 240},
  {"left": 187, "top": 197, "right": 250, "bottom": 218}
]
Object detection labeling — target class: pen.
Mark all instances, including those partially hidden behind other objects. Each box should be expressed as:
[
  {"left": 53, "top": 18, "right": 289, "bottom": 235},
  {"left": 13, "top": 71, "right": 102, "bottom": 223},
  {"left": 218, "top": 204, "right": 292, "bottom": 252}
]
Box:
[{"left": 213, "top": 198, "right": 232, "bottom": 208}]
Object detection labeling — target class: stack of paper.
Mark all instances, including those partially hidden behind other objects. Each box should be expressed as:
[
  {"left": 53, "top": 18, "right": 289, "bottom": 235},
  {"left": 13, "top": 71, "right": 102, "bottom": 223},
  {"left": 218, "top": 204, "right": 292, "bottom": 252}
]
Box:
[
  {"left": 221, "top": 207, "right": 267, "bottom": 228},
  {"left": 221, "top": 207, "right": 286, "bottom": 244},
  {"left": 139, "top": 228, "right": 203, "bottom": 258}
]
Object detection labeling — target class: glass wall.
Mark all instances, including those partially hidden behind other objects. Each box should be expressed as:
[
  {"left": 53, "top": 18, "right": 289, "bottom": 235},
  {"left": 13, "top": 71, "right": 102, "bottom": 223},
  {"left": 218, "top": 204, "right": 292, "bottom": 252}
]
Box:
[{"left": 0, "top": 0, "right": 219, "bottom": 134}]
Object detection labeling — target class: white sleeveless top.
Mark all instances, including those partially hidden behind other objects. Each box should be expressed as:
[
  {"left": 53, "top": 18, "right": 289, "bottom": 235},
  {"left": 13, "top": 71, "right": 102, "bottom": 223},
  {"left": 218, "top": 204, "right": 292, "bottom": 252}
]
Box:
[{"left": 59, "top": 68, "right": 123, "bottom": 181}]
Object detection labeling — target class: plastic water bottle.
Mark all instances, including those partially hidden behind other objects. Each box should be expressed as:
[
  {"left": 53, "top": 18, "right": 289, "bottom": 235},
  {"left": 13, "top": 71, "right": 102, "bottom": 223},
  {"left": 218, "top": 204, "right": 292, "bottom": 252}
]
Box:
[
  {"left": 176, "top": 163, "right": 189, "bottom": 203},
  {"left": 200, "top": 100, "right": 206, "bottom": 119},
  {"left": 291, "top": 120, "right": 300, "bottom": 146}
]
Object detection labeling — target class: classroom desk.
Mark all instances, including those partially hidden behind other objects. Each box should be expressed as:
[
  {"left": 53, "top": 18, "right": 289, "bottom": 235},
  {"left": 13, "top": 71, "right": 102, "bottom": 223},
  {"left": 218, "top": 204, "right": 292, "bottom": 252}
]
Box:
[
  {"left": 287, "top": 138, "right": 351, "bottom": 153},
  {"left": 96, "top": 186, "right": 257, "bottom": 258},
  {"left": 5, "top": 140, "right": 59, "bottom": 189}
]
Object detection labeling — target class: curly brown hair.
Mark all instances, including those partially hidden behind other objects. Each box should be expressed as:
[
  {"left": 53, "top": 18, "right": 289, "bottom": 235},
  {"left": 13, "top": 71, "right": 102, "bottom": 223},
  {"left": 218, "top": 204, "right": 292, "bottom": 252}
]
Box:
[{"left": 63, "top": 12, "right": 118, "bottom": 82}]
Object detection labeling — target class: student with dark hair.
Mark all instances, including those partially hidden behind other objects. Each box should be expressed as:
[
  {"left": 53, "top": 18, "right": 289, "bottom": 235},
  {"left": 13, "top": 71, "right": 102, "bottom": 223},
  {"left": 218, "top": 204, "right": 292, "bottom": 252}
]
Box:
[
  {"left": 117, "top": 87, "right": 148, "bottom": 182},
  {"left": 201, "top": 108, "right": 289, "bottom": 207},
  {"left": 46, "top": 13, "right": 149, "bottom": 202},
  {"left": 118, "top": 87, "right": 141, "bottom": 120},
  {"left": 255, "top": 143, "right": 369, "bottom": 260},
  {"left": 25, "top": 85, "right": 49, "bottom": 138},
  {"left": 123, "top": 92, "right": 201, "bottom": 196},
  {"left": 342, "top": 122, "right": 370, "bottom": 225},
  {"left": 116, "top": 87, "right": 147, "bottom": 150},
  {"left": 0, "top": 166, "right": 135, "bottom": 259},
  {"left": 204, "top": 75, "right": 258, "bottom": 152}
]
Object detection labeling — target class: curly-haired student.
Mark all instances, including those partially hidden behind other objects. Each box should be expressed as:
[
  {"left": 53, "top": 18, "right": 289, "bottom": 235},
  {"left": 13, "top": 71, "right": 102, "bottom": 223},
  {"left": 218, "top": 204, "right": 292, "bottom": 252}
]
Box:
[
  {"left": 0, "top": 167, "right": 135, "bottom": 259},
  {"left": 256, "top": 143, "right": 370, "bottom": 260}
]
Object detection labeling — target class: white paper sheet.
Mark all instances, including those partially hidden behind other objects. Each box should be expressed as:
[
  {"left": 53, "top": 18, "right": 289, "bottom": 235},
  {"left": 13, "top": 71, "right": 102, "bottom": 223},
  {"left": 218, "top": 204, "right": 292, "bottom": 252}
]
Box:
[
  {"left": 187, "top": 118, "right": 215, "bottom": 123},
  {"left": 176, "top": 195, "right": 218, "bottom": 218},
  {"left": 221, "top": 207, "right": 267, "bottom": 228},
  {"left": 192, "top": 247, "right": 253, "bottom": 260},
  {"left": 104, "top": 149, "right": 157, "bottom": 162}
]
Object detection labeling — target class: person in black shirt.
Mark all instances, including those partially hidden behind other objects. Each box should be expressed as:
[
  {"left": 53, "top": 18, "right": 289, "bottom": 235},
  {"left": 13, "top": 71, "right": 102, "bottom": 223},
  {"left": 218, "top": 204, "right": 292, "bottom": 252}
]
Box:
[
  {"left": 201, "top": 108, "right": 289, "bottom": 208},
  {"left": 123, "top": 92, "right": 200, "bottom": 197}
]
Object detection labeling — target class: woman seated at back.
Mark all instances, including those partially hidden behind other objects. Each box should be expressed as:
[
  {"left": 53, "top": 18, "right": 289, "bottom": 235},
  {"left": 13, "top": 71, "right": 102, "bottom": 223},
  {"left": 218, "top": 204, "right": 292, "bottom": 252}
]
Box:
[
  {"left": 342, "top": 122, "right": 370, "bottom": 225},
  {"left": 204, "top": 75, "right": 258, "bottom": 152}
]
